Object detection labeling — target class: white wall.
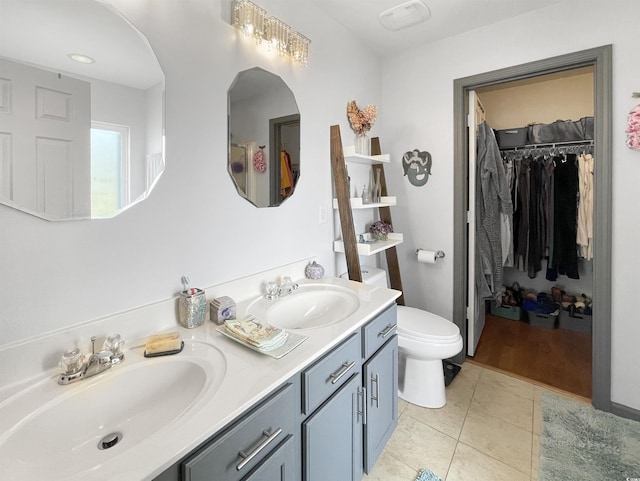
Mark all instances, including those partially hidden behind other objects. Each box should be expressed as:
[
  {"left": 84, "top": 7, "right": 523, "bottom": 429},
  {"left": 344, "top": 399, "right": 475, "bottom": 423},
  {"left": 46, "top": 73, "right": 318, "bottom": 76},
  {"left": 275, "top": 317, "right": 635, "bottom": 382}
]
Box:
[
  {"left": 379, "top": 0, "right": 640, "bottom": 410},
  {"left": 0, "top": 0, "right": 380, "bottom": 346}
]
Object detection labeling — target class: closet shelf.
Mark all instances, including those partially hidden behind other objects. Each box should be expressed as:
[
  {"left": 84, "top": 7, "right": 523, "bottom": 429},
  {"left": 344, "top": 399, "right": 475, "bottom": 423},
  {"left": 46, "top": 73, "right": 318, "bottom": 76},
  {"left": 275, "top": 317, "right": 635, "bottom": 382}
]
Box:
[
  {"left": 333, "top": 233, "right": 404, "bottom": 256},
  {"left": 332, "top": 196, "right": 397, "bottom": 210},
  {"left": 343, "top": 146, "right": 390, "bottom": 164}
]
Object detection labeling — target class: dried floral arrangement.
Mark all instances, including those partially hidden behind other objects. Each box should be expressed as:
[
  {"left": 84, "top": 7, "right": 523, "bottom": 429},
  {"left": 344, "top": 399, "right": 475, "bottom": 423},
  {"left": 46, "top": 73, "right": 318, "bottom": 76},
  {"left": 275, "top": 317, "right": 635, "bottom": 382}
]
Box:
[
  {"left": 347, "top": 100, "right": 378, "bottom": 135},
  {"left": 369, "top": 221, "right": 393, "bottom": 239}
]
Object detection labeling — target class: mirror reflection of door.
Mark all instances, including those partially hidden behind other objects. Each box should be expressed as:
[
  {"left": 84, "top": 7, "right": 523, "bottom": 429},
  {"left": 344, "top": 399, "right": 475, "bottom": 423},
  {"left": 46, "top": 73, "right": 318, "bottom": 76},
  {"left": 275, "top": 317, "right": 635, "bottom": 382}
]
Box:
[
  {"left": 0, "top": 58, "right": 91, "bottom": 219},
  {"left": 270, "top": 114, "right": 300, "bottom": 207}
]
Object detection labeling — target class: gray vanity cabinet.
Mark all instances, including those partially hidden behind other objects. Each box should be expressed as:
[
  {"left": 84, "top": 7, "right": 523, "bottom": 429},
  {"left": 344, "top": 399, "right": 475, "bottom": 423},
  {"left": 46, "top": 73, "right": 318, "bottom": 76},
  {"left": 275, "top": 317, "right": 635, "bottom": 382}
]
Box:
[
  {"left": 361, "top": 303, "right": 398, "bottom": 473},
  {"left": 181, "top": 381, "right": 298, "bottom": 481},
  {"left": 239, "top": 434, "right": 297, "bottom": 481},
  {"left": 300, "top": 332, "right": 364, "bottom": 481},
  {"left": 363, "top": 336, "right": 398, "bottom": 473},
  {"left": 302, "top": 304, "right": 398, "bottom": 480},
  {"left": 153, "top": 303, "right": 398, "bottom": 481},
  {"left": 302, "top": 373, "right": 364, "bottom": 481}
]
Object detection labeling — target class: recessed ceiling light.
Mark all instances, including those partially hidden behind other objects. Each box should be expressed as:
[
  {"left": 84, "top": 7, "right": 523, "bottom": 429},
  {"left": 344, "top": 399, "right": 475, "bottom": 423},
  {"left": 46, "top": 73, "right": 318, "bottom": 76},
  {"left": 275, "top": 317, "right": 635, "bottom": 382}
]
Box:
[
  {"left": 67, "top": 53, "right": 96, "bottom": 64},
  {"left": 379, "top": 0, "right": 431, "bottom": 31}
]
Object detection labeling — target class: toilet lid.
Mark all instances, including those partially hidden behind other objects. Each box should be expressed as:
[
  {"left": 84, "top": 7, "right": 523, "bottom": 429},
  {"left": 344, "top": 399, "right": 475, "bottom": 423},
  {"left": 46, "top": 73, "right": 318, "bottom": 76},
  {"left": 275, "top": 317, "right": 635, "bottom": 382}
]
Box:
[{"left": 396, "top": 305, "right": 460, "bottom": 342}]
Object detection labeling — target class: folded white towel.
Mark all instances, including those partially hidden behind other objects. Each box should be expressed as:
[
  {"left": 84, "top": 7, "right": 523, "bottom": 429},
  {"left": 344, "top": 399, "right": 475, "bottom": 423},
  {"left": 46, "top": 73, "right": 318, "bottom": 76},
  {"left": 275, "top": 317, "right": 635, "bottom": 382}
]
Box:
[{"left": 224, "top": 316, "right": 288, "bottom": 351}]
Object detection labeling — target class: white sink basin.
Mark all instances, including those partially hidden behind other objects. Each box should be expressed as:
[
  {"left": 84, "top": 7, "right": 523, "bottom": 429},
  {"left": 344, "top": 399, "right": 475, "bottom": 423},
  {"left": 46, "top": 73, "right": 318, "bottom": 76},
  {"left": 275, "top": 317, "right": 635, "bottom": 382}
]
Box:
[
  {"left": 0, "top": 341, "right": 226, "bottom": 480},
  {"left": 246, "top": 283, "right": 360, "bottom": 329}
]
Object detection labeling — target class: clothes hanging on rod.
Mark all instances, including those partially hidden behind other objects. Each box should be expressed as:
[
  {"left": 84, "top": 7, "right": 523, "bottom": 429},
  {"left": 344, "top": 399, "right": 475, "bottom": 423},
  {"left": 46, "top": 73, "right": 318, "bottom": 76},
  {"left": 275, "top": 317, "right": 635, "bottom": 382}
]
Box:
[
  {"left": 499, "top": 140, "right": 594, "bottom": 280},
  {"left": 501, "top": 158, "right": 515, "bottom": 268},
  {"left": 547, "top": 153, "right": 579, "bottom": 280},
  {"left": 476, "top": 121, "right": 514, "bottom": 300},
  {"left": 577, "top": 153, "right": 594, "bottom": 260}
]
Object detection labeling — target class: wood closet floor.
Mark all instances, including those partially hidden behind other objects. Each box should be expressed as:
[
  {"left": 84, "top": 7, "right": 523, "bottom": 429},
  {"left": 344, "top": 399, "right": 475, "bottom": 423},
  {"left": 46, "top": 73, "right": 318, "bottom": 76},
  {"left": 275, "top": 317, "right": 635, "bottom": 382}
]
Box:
[{"left": 471, "top": 312, "right": 592, "bottom": 399}]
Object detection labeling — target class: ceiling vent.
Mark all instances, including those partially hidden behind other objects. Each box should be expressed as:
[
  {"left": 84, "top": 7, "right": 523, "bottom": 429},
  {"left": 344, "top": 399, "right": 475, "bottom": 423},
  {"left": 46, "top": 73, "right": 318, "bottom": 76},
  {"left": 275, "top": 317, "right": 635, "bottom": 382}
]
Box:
[{"left": 378, "top": 0, "right": 431, "bottom": 31}]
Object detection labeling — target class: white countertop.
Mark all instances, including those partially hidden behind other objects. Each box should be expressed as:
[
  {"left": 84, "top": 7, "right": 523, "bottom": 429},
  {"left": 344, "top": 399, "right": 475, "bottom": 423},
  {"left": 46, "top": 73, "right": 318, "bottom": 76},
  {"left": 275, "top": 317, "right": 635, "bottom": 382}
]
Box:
[{"left": 0, "top": 274, "right": 400, "bottom": 481}]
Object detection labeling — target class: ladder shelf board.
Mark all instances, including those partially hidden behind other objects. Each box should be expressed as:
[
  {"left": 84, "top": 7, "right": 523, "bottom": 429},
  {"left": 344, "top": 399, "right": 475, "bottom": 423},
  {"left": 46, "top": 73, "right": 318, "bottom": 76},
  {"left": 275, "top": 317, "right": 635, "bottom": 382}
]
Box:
[
  {"left": 334, "top": 233, "right": 403, "bottom": 256},
  {"left": 332, "top": 196, "right": 397, "bottom": 209},
  {"left": 343, "top": 146, "right": 390, "bottom": 164}
]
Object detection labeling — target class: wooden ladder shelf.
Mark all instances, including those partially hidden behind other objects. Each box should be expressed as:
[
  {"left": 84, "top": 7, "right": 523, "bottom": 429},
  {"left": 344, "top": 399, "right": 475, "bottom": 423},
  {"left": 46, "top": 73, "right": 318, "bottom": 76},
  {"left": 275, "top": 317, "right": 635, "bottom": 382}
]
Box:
[{"left": 330, "top": 125, "right": 405, "bottom": 305}]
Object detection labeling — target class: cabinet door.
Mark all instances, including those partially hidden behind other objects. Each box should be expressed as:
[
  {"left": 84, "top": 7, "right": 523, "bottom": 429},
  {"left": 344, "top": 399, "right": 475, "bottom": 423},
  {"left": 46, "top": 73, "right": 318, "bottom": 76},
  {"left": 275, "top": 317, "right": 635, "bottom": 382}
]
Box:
[
  {"left": 302, "top": 373, "right": 364, "bottom": 481},
  {"left": 241, "top": 435, "right": 296, "bottom": 481},
  {"left": 363, "top": 336, "right": 398, "bottom": 473}
]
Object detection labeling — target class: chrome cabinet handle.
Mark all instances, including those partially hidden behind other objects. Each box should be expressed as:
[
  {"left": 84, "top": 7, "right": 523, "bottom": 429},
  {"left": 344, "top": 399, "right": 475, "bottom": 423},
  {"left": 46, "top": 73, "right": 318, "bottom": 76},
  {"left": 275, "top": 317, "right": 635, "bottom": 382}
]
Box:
[
  {"left": 357, "top": 386, "right": 367, "bottom": 425},
  {"left": 236, "top": 428, "right": 283, "bottom": 471},
  {"left": 370, "top": 373, "right": 380, "bottom": 408},
  {"left": 379, "top": 323, "right": 396, "bottom": 338},
  {"left": 329, "top": 361, "right": 356, "bottom": 384}
]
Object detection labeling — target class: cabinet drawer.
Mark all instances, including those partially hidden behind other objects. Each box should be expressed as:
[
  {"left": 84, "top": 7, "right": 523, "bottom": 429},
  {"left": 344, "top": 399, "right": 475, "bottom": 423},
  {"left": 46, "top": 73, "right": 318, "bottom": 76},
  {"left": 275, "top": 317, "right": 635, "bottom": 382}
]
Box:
[
  {"left": 183, "top": 382, "right": 296, "bottom": 481},
  {"left": 362, "top": 304, "right": 397, "bottom": 359},
  {"left": 240, "top": 434, "right": 296, "bottom": 481},
  {"left": 302, "top": 333, "right": 361, "bottom": 415}
]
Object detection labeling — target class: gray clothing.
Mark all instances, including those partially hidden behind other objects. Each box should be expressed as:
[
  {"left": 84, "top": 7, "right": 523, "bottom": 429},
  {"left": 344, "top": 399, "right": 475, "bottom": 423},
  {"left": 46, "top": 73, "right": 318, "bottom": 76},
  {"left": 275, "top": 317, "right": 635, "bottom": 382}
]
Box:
[{"left": 475, "top": 122, "right": 514, "bottom": 299}]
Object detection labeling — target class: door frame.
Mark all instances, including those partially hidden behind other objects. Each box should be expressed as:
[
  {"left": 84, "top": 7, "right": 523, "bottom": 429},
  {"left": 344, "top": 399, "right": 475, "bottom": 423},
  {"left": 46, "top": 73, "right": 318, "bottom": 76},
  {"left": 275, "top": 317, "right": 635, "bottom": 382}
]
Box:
[{"left": 452, "top": 45, "right": 612, "bottom": 411}]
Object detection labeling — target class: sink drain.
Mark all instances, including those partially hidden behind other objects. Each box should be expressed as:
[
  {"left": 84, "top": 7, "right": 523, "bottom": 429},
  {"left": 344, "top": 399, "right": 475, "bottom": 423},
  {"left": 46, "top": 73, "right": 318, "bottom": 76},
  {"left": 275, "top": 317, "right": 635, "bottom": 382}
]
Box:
[{"left": 98, "top": 432, "right": 122, "bottom": 450}]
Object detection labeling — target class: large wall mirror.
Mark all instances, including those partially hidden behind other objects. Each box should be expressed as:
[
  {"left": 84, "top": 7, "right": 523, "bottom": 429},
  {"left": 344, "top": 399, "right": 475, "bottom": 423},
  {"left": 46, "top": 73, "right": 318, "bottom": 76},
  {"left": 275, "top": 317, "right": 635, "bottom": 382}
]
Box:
[
  {"left": 228, "top": 67, "right": 300, "bottom": 208},
  {"left": 0, "top": 0, "right": 165, "bottom": 221}
]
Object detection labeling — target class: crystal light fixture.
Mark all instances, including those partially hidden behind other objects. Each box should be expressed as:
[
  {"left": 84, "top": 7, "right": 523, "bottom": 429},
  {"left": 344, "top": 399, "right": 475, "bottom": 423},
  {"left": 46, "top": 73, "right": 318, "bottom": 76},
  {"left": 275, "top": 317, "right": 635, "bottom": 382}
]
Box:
[
  {"left": 232, "top": 0, "right": 266, "bottom": 42},
  {"left": 231, "top": 0, "right": 310, "bottom": 65},
  {"left": 288, "top": 31, "right": 310, "bottom": 66},
  {"left": 266, "top": 17, "right": 290, "bottom": 56}
]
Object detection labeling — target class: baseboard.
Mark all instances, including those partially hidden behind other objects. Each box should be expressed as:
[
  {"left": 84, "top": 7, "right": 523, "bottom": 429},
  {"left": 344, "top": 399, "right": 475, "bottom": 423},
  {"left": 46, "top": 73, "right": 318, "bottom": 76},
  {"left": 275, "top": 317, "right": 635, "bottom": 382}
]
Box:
[{"left": 610, "top": 401, "right": 640, "bottom": 422}]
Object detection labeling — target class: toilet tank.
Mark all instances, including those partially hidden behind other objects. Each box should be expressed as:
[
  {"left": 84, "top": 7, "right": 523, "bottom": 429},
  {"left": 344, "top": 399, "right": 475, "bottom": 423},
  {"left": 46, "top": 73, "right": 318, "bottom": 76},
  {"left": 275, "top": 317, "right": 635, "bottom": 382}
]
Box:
[{"left": 341, "top": 265, "right": 388, "bottom": 288}]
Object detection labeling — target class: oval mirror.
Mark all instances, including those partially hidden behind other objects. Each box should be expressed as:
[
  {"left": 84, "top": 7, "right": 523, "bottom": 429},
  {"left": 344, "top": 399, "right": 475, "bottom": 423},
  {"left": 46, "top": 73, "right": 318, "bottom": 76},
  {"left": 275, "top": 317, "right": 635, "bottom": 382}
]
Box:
[
  {"left": 0, "top": 0, "right": 165, "bottom": 221},
  {"left": 228, "top": 67, "right": 300, "bottom": 208}
]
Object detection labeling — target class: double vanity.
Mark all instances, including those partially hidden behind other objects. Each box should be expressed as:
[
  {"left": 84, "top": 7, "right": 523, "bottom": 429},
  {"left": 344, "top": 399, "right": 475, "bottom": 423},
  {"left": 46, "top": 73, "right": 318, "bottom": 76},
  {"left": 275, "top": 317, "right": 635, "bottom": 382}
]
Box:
[{"left": 0, "top": 260, "right": 401, "bottom": 481}]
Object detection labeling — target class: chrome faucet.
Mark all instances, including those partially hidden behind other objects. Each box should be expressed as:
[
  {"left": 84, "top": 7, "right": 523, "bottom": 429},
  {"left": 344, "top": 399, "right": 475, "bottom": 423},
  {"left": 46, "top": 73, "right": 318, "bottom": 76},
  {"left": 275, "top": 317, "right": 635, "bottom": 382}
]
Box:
[
  {"left": 58, "top": 334, "right": 125, "bottom": 385},
  {"left": 264, "top": 276, "right": 299, "bottom": 300}
]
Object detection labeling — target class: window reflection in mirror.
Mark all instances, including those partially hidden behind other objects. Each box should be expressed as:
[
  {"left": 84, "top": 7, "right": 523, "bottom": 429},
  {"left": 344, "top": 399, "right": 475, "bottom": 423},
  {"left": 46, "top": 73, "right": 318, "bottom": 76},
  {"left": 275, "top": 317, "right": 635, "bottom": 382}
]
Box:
[
  {"left": 0, "top": 0, "right": 165, "bottom": 221},
  {"left": 228, "top": 67, "right": 300, "bottom": 207}
]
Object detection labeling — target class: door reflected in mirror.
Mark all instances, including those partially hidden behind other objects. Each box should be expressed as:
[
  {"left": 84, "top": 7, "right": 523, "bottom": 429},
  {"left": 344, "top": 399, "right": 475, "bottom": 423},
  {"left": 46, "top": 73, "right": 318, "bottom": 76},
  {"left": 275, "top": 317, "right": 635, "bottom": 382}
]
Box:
[
  {"left": 0, "top": 0, "right": 165, "bottom": 221},
  {"left": 228, "top": 67, "right": 300, "bottom": 207}
]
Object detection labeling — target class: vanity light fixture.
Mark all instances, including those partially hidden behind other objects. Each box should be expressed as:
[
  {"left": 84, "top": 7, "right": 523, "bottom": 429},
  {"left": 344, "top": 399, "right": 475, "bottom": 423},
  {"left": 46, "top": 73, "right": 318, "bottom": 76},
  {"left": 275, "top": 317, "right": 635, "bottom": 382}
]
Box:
[
  {"left": 67, "top": 53, "right": 96, "bottom": 64},
  {"left": 266, "top": 16, "right": 290, "bottom": 57},
  {"left": 232, "top": 0, "right": 310, "bottom": 65},
  {"left": 232, "top": 0, "right": 267, "bottom": 43}
]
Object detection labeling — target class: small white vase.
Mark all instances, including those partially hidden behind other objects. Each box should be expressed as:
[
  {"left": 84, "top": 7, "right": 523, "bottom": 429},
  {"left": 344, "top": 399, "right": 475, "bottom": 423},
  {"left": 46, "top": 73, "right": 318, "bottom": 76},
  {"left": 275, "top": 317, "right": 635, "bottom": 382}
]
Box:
[{"left": 354, "top": 133, "right": 370, "bottom": 156}]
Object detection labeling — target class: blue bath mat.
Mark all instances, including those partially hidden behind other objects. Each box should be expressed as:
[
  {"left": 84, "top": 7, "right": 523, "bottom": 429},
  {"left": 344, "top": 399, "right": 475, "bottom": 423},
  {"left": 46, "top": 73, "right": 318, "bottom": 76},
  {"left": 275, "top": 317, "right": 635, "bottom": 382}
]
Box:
[{"left": 415, "top": 468, "right": 443, "bottom": 481}]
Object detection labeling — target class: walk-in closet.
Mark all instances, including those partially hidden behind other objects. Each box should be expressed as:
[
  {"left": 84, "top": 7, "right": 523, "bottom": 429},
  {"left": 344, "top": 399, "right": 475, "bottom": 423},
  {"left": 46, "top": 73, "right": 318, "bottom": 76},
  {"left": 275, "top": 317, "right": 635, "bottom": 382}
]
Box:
[{"left": 471, "top": 66, "right": 594, "bottom": 399}]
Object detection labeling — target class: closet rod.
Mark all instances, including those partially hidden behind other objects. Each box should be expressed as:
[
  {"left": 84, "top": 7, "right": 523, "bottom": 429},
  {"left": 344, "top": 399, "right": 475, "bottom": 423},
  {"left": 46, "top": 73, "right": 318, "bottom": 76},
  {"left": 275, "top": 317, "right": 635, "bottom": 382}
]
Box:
[{"left": 500, "top": 139, "right": 594, "bottom": 152}]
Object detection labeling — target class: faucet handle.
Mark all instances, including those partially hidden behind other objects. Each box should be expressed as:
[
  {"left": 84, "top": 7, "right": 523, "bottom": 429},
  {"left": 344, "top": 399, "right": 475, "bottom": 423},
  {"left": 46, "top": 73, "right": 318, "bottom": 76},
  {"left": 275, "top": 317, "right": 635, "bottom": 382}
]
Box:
[
  {"left": 104, "top": 333, "right": 124, "bottom": 354},
  {"left": 59, "top": 347, "right": 84, "bottom": 375},
  {"left": 104, "top": 333, "right": 125, "bottom": 363},
  {"left": 282, "top": 276, "right": 298, "bottom": 290},
  {"left": 265, "top": 281, "right": 278, "bottom": 300}
]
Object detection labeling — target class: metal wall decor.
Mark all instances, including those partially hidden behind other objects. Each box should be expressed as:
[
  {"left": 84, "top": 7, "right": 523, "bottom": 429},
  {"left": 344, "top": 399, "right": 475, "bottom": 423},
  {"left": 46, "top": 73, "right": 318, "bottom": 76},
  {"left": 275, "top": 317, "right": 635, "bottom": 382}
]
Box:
[{"left": 402, "top": 149, "right": 432, "bottom": 186}]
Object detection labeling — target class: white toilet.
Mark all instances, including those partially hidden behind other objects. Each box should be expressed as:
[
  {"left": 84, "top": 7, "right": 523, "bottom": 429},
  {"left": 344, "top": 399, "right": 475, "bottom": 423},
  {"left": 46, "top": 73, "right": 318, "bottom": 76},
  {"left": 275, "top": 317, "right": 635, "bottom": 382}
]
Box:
[{"left": 351, "top": 266, "right": 463, "bottom": 408}]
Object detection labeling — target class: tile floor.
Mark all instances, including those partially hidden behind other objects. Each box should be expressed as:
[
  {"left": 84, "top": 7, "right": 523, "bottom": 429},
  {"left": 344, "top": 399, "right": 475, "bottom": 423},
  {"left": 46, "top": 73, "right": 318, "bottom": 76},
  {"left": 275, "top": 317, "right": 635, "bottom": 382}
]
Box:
[{"left": 365, "top": 361, "right": 588, "bottom": 481}]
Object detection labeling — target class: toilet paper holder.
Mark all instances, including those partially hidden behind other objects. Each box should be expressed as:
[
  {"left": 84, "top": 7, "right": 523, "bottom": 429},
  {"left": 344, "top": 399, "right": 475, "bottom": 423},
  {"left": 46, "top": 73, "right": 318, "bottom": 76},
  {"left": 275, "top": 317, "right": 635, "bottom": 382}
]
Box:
[{"left": 415, "top": 249, "right": 445, "bottom": 259}]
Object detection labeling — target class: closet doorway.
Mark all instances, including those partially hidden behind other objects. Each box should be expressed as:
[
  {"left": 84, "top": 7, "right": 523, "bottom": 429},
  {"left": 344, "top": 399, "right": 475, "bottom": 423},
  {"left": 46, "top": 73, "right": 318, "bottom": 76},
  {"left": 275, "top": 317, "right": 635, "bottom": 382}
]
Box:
[
  {"left": 452, "top": 46, "right": 612, "bottom": 411},
  {"left": 474, "top": 68, "right": 594, "bottom": 399}
]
